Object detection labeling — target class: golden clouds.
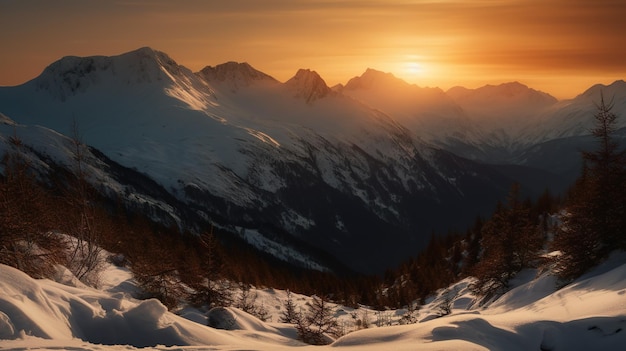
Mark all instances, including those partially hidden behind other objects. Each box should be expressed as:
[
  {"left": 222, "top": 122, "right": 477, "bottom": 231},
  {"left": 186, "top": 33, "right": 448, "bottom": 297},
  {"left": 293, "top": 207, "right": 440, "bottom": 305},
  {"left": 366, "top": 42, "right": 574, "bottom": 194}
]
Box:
[{"left": 0, "top": 0, "right": 624, "bottom": 98}]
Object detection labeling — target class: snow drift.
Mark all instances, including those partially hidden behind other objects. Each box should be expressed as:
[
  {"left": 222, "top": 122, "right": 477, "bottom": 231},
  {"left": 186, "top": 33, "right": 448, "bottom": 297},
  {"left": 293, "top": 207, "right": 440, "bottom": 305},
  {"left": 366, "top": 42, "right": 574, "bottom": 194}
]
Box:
[{"left": 1, "top": 252, "right": 626, "bottom": 350}]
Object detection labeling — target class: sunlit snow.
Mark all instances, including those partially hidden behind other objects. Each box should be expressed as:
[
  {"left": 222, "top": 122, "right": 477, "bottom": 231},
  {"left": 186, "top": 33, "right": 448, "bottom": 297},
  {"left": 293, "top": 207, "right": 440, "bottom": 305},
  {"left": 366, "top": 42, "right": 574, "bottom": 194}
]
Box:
[{"left": 1, "top": 251, "right": 625, "bottom": 350}]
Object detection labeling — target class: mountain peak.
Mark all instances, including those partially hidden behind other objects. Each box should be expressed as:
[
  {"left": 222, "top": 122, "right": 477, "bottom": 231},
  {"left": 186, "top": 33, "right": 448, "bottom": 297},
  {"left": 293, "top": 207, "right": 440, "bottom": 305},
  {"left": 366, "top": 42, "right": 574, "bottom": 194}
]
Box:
[
  {"left": 447, "top": 81, "right": 557, "bottom": 105},
  {"left": 34, "top": 47, "right": 185, "bottom": 101},
  {"left": 344, "top": 68, "right": 409, "bottom": 91},
  {"left": 131, "top": 46, "right": 159, "bottom": 56},
  {"left": 284, "top": 69, "right": 330, "bottom": 103},
  {"left": 197, "top": 61, "right": 277, "bottom": 91},
  {"left": 578, "top": 79, "right": 626, "bottom": 100},
  {"left": 125, "top": 46, "right": 179, "bottom": 67},
  {"left": 363, "top": 68, "right": 398, "bottom": 80},
  {"left": 485, "top": 81, "right": 537, "bottom": 97}
]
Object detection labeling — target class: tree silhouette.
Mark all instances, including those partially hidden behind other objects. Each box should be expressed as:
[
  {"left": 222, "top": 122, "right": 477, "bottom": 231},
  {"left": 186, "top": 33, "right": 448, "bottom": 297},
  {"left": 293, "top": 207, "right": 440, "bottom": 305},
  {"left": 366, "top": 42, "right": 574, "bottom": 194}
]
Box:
[
  {"left": 279, "top": 290, "right": 300, "bottom": 324},
  {"left": 62, "top": 122, "right": 106, "bottom": 286},
  {"left": 296, "top": 295, "right": 340, "bottom": 345},
  {"left": 187, "top": 228, "right": 233, "bottom": 309},
  {"left": 581, "top": 93, "right": 626, "bottom": 249},
  {"left": 471, "top": 184, "right": 541, "bottom": 298},
  {"left": 553, "top": 93, "right": 626, "bottom": 281},
  {"left": 0, "top": 140, "right": 59, "bottom": 277}
]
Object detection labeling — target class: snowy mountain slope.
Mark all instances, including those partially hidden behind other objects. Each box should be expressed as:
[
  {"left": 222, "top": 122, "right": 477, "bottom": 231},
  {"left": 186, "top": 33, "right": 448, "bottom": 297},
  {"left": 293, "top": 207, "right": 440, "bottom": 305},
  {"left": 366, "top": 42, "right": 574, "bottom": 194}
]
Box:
[
  {"left": 447, "top": 82, "right": 558, "bottom": 131},
  {"left": 340, "top": 71, "right": 559, "bottom": 164},
  {"left": 2, "top": 47, "right": 619, "bottom": 272},
  {"left": 2, "top": 251, "right": 626, "bottom": 350},
  {"left": 0, "top": 113, "right": 333, "bottom": 272},
  {"left": 194, "top": 55, "right": 519, "bottom": 273},
  {"left": 511, "top": 80, "right": 626, "bottom": 177},
  {"left": 339, "top": 69, "right": 481, "bottom": 149},
  {"left": 340, "top": 69, "right": 626, "bottom": 181},
  {"left": 0, "top": 48, "right": 519, "bottom": 273},
  {"left": 0, "top": 113, "right": 184, "bottom": 226},
  {"left": 524, "top": 80, "right": 626, "bottom": 143},
  {"left": 448, "top": 80, "right": 626, "bottom": 169},
  {"left": 0, "top": 47, "right": 261, "bottom": 193},
  {"left": 445, "top": 82, "right": 559, "bottom": 160},
  {"left": 284, "top": 68, "right": 332, "bottom": 103},
  {"left": 198, "top": 61, "right": 279, "bottom": 92}
]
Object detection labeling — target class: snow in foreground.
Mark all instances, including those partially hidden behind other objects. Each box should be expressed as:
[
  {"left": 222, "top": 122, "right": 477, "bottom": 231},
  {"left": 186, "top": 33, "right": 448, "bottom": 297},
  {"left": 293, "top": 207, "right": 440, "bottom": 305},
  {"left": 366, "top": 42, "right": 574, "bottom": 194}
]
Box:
[{"left": 1, "top": 254, "right": 626, "bottom": 351}]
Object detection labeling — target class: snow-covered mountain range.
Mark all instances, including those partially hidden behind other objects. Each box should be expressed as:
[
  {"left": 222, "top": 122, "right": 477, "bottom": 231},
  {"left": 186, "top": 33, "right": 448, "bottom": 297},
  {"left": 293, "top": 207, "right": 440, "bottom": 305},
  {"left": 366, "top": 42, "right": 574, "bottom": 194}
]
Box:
[{"left": 1, "top": 47, "right": 625, "bottom": 273}]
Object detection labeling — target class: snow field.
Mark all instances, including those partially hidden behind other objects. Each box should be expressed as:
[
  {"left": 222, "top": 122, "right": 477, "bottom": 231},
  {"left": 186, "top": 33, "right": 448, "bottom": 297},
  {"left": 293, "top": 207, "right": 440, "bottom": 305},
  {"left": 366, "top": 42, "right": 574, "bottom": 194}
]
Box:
[{"left": 1, "top": 251, "right": 626, "bottom": 350}]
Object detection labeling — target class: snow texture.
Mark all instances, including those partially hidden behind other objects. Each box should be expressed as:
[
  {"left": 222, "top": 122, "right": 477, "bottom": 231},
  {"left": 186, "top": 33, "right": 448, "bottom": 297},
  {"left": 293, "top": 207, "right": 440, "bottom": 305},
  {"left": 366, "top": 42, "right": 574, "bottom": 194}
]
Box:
[{"left": 1, "top": 250, "right": 626, "bottom": 350}]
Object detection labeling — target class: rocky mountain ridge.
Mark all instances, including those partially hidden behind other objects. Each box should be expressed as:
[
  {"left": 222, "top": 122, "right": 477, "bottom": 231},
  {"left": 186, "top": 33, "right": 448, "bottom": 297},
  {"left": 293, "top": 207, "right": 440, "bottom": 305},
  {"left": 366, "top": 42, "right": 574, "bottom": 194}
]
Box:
[{"left": 1, "top": 47, "right": 624, "bottom": 273}]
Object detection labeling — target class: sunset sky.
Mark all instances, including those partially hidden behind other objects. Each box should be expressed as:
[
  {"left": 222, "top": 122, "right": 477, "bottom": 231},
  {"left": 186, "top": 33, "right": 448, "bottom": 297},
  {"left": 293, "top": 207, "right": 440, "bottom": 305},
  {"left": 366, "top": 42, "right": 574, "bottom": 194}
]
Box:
[{"left": 1, "top": 0, "right": 624, "bottom": 99}]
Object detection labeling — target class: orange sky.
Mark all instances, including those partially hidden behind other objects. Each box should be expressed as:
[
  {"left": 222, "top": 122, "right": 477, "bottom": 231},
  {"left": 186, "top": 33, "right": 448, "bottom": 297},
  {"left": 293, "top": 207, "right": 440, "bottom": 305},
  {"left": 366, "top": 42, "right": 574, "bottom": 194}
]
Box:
[{"left": 1, "top": 0, "right": 625, "bottom": 99}]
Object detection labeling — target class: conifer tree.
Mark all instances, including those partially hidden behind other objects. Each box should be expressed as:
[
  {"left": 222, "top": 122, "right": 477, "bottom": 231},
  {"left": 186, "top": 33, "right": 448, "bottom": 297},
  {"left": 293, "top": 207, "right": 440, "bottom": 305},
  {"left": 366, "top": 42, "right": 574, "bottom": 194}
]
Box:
[
  {"left": 552, "top": 174, "right": 600, "bottom": 281},
  {"left": 279, "top": 290, "right": 301, "bottom": 324},
  {"left": 188, "top": 228, "right": 232, "bottom": 308},
  {"left": 132, "top": 233, "right": 186, "bottom": 308},
  {"left": 553, "top": 93, "right": 626, "bottom": 280},
  {"left": 581, "top": 93, "right": 626, "bottom": 249},
  {"left": 296, "top": 295, "right": 340, "bottom": 345},
  {"left": 462, "top": 216, "right": 484, "bottom": 274},
  {"left": 471, "top": 184, "right": 541, "bottom": 298}
]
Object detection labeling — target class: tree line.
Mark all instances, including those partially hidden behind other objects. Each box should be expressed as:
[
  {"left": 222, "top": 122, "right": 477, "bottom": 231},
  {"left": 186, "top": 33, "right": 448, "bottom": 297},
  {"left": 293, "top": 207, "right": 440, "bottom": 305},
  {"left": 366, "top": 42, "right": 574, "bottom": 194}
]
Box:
[{"left": 0, "top": 129, "right": 379, "bottom": 309}]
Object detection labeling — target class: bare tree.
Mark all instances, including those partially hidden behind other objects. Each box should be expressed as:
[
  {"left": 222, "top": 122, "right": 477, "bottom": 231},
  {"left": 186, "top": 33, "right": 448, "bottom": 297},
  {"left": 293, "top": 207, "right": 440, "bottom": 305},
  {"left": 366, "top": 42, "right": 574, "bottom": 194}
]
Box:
[
  {"left": 0, "top": 140, "right": 59, "bottom": 277},
  {"left": 398, "top": 301, "right": 420, "bottom": 324},
  {"left": 63, "top": 121, "right": 105, "bottom": 286},
  {"left": 434, "top": 288, "right": 457, "bottom": 317}
]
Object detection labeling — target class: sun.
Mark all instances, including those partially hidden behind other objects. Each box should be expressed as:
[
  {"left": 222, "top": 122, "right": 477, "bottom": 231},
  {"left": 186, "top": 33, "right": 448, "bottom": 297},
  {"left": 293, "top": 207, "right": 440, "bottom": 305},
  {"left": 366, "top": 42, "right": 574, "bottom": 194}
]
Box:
[
  {"left": 376, "top": 56, "right": 435, "bottom": 85},
  {"left": 404, "top": 62, "right": 423, "bottom": 76},
  {"left": 393, "top": 59, "right": 428, "bottom": 83}
]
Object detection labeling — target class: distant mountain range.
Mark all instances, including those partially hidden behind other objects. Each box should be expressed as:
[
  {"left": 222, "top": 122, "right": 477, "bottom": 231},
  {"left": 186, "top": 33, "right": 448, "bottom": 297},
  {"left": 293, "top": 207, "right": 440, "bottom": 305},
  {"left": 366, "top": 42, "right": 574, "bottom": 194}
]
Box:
[{"left": 1, "top": 47, "right": 625, "bottom": 273}]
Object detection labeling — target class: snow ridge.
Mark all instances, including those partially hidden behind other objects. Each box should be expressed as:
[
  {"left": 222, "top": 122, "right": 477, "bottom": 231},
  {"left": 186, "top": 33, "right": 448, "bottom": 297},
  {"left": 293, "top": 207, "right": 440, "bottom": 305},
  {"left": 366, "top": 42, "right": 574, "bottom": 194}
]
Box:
[
  {"left": 198, "top": 61, "right": 278, "bottom": 92},
  {"left": 284, "top": 68, "right": 331, "bottom": 103}
]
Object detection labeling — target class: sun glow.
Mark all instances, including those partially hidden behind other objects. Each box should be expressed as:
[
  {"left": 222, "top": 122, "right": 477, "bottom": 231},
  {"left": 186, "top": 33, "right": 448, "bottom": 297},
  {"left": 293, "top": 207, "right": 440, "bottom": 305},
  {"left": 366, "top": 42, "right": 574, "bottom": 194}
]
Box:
[
  {"left": 387, "top": 56, "right": 433, "bottom": 85},
  {"left": 404, "top": 61, "right": 424, "bottom": 76}
]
